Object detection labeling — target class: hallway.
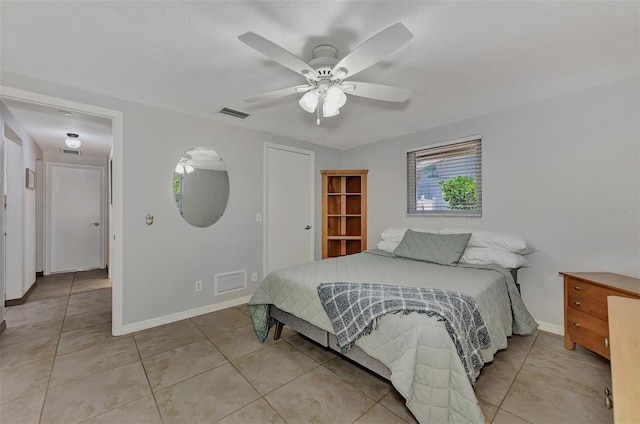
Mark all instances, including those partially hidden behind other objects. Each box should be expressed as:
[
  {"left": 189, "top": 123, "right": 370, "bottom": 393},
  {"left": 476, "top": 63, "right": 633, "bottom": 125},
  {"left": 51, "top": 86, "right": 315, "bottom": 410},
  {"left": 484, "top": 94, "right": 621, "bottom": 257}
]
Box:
[{"left": 1, "top": 269, "right": 112, "bottom": 422}]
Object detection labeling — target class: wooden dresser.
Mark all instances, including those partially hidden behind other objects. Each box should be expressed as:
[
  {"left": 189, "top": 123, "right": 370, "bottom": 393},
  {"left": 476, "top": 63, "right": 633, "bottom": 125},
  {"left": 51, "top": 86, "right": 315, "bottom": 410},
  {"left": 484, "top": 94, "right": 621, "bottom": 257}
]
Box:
[{"left": 559, "top": 272, "right": 640, "bottom": 359}]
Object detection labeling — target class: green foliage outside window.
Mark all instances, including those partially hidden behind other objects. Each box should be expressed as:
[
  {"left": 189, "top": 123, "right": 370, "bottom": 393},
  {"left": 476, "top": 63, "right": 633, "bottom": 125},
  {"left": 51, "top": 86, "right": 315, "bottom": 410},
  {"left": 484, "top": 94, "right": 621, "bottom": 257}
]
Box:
[{"left": 439, "top": 176, "right": 477, "bottom": 210}]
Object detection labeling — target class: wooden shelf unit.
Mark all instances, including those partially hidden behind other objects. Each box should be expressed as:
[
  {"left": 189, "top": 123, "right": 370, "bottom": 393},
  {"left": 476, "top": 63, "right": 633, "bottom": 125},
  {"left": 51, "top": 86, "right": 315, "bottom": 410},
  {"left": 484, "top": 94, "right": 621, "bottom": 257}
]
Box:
[{"left": 321, "top": 170, "right": 368, "bottom": 259}]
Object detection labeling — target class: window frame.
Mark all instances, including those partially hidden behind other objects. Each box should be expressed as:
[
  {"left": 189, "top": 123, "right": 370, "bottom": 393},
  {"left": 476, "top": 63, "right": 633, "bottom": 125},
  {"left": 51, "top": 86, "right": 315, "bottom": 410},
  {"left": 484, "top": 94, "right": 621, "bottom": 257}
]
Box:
[{"left": 407, "top": 135, "right": 482, "bottom": 217}]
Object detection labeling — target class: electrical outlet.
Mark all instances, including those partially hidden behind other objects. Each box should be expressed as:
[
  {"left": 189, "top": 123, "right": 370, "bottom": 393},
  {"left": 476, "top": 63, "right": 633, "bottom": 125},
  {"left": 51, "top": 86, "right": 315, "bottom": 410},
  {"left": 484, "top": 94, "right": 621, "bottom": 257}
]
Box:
[
  {"left": 195, "top": 280, "right": 202, "bottom": 292},
  {"left": 251, "top": 272, "right": 258, "bottom": 282}
]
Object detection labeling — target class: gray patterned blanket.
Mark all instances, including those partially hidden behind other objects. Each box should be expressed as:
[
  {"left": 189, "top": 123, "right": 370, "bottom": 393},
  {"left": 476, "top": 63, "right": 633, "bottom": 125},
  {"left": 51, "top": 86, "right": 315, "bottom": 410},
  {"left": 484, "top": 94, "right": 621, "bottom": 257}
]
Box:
[{"left": 317, "top": 282, "right": 491, "bottom": 384}]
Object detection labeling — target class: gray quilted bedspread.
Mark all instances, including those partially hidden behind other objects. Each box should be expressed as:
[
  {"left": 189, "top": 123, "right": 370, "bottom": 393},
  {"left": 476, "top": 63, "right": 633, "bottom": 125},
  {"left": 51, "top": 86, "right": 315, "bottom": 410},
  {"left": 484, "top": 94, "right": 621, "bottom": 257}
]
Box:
[
  {"left": 317, "top": 282, "right": 491, "bottom": 384},
  {"left": 248, "top": 250, "right": 538, "bottom": 423}
]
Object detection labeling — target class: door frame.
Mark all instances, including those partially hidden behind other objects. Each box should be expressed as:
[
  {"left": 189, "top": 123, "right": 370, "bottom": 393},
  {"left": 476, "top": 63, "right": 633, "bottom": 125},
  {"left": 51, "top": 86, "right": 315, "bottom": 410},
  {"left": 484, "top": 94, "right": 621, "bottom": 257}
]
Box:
[
  {"left": 263, "top": 143, "right": 315, "bottom": 278},
  {"left": 3, "top": 137, "right": 24, "bottom": 300},
  {"left": 0, "top": 85, "right": 124, "bottom": 336},
  {"left": 45, "top": 162, "right": 106, "bottom": 274}
]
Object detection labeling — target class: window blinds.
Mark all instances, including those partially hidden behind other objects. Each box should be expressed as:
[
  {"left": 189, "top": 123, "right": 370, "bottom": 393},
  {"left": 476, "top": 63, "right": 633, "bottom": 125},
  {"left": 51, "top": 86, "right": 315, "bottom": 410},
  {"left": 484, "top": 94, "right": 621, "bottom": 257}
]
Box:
[{"left": 407, "top": 138, "right": 482, "bottom": 216}]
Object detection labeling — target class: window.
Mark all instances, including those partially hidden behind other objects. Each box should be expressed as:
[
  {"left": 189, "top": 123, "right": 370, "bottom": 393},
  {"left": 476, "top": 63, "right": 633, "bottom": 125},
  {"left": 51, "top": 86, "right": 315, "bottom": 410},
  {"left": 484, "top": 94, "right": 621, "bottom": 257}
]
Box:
[{"left": 407, "top": 137, "right": 482, "bottom": 216}]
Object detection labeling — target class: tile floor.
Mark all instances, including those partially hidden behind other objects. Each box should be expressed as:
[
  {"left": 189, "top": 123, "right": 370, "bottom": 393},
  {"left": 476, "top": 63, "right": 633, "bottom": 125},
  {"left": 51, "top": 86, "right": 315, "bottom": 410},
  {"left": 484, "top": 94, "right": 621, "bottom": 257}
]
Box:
[{"left": 0, "top": 270, "right": 613, "bottom": 423}]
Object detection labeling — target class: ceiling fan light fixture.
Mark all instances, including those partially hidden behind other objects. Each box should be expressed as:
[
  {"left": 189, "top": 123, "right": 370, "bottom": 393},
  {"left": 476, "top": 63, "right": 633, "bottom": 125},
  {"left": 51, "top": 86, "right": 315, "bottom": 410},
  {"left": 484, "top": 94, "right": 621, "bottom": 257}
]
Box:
[
  {"left": 64, "top": 133, "right": 81, "bottom": 149},
  {"left": 333, "top": 67, "right": 348, "bottom": 80},
  {"left": 299, "top": 91, "right": 319, "bottom": 113},
  {"left": 322, "top": 102, "right": 340, "bottom": 118},
  {"left": 325, "top": 86, "right": 347, "bottom": 109},
  {"left": 342, "top": 84, "right": 355, "bottom": 93}
]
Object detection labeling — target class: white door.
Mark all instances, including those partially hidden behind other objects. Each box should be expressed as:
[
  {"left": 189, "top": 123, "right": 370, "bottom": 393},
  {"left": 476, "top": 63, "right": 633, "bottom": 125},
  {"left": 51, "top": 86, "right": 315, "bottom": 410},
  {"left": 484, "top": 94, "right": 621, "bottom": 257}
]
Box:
[
  {"left": 4, "top": 139, "right": 23, "bottom": 299},
  {"left": 47, "top": 164, "right": 104, "bottom": 273},
  {"left": 265, "top": 145, "right": 314, "bottom": 274}
]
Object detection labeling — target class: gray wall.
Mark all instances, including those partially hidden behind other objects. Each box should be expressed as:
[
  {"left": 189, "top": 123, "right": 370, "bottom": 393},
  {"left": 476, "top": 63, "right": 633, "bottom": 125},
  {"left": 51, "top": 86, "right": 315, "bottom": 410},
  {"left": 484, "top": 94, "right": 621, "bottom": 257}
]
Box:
[
  {"left": 343, "top": 78, "right": 640, "bottom": 328},
  {"left": 2, "top": 72, "right": 342, "bottom": 326}
]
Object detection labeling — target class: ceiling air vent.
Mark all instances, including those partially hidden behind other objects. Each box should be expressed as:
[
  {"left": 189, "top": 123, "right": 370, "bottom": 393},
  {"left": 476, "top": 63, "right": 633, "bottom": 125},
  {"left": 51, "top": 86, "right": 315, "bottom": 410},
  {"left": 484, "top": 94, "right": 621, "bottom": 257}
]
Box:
[
  {"left": 60, "top": 148, "right": 81, "bottom": 155},
  {"left": 218, "top": 107, "right": 250, "bottom": 120}
]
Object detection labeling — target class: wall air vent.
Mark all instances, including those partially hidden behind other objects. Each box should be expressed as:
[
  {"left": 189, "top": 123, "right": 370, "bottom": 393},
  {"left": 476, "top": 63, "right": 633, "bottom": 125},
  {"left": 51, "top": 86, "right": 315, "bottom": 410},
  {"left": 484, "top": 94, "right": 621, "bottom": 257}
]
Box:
[
  {"left": 60, "top": 148, "right": 81, "bottom": 155},
  {"left": 218, "top": 107, "right": 250, "bottom": 120},
  {"left": 214, "top": 270, "right": 247, "bottom": 295}
]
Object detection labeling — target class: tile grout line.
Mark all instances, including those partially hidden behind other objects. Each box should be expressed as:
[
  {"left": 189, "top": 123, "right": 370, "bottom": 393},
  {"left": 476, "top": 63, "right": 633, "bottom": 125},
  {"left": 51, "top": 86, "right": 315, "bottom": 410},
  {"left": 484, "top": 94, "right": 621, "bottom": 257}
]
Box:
[
  {"left": 189, "top": 316, "right": 290, "bottom": 424},
  {"left": 38, "top": 271, "right": 75, "bottom": 424},
  {"left": 319, "top": 361, "right": 410, "bottom": 424},
  {"left": 280, "top": 335, "right": 410, "bottom": 423},
  {"left": 130, "top": 317, "right": 256, "bottom": 422},
  {"left": 220, "top": 322, "right": 325, "bottom": 421},
  {"left": 131, "top": 332, "right": 166, "bottom": 424},
  {"left": 490, "top": 332, "right": 540, "bottom": 424},
  {"left": 260, "top": 397, "right": 290, "bottom": 424},
  {"left": 218, "top": 359, "right": 292, "bottom": 424}
]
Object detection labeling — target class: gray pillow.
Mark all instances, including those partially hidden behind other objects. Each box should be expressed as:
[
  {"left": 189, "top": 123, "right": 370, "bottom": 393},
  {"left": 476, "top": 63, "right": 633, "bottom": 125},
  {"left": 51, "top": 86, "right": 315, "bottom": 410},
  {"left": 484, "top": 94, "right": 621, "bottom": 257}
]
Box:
[{"left": 393, "top": 230, "right": 471, "bottom": 265}]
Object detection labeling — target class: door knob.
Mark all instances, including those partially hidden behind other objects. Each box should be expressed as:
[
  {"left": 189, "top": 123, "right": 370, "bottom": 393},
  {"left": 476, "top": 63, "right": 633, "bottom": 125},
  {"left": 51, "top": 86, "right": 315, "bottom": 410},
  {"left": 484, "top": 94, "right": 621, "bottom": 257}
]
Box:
[
  {"left": 93, "top": 222, "right": 100, "bottom": 226},
  {"left": 304, "top": 225, "right": 312, "bottom": 230}
]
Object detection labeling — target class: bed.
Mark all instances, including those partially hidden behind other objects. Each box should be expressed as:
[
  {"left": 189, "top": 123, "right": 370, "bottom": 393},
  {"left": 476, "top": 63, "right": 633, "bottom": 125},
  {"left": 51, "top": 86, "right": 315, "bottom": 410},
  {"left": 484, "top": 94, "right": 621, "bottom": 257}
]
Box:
[{"left": 248, "top": 248, "right": 538, "bottom": 423}]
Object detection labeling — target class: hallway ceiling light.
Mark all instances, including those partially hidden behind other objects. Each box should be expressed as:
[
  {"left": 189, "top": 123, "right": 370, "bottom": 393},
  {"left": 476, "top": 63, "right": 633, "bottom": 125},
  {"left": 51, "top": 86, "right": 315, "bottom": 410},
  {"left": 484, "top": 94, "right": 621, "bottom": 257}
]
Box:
[{"left": 64, "top": 133, "right": 81, "bottom": 149}]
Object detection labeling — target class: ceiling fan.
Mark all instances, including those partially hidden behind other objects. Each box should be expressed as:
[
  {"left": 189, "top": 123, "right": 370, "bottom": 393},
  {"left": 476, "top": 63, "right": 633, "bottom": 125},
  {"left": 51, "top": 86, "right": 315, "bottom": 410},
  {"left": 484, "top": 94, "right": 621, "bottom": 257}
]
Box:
[{"left": 238, "top": 23, "right": 413, "bottom": 125}]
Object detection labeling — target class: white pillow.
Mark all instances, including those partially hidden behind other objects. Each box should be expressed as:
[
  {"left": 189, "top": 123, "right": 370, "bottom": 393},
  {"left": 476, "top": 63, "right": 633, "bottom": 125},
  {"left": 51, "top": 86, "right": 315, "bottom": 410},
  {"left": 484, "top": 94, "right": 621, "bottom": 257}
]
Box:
[
  {"left": 380, "top": 227, "right": 439, "bottom": 243},
  {"left": 440, "top": 228, "right": 536, "bottom": 255},
  {"left": 376, "top": 240, "right": 400, "bottom": 252},
  {"left": 460, "top": 247, "right": 530, "bottom": 269}
]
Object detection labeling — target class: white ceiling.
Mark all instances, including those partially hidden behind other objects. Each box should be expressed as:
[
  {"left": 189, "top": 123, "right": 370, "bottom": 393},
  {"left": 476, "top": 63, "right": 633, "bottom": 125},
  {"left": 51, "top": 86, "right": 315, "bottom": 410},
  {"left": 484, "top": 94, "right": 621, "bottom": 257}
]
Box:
[{"left": 1, "top": 1, "right": 638, "bottom": 151}]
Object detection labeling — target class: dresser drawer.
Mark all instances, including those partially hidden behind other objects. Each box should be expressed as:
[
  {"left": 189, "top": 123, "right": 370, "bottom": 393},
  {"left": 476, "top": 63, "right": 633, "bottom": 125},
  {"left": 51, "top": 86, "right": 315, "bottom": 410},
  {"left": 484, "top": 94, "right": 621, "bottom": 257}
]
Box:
[
  {"left": 566, "top": 307, "right": 609, "bottom": 338},
  {"left": 567, "top": 292, "right": 608, "bottom": 321},
  {"left": 567, "top": 317, "right": 610, "bottom": 359},
  {"left": 565, "top": 277, "right": 636, "bottom": 303}
]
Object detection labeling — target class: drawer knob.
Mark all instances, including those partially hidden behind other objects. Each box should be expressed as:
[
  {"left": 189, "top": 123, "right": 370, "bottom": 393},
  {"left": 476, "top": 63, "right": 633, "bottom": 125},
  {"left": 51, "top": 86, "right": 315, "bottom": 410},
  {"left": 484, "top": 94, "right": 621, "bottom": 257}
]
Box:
[
  {"left": 574, "top": 301, "right": 581, "bottom": 306},
  {"left": 573, "top": 285, "right": 581, "bottom": 290},
  {"left": 604, "top": 337, "right": 609, "bottom": 347},
  {"left": 573, "top": 322, "right": 580, "bottom": 327},
  {"left": 604, "top": 388, "right": 613, "bottom": 409}
]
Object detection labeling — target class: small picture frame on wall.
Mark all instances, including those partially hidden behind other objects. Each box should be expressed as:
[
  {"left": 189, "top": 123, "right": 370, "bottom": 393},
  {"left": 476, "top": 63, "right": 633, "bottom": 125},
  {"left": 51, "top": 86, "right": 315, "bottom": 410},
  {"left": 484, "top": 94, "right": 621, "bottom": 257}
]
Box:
[{"left": 26, "top": 168, "right": 35, "bottom": 190}]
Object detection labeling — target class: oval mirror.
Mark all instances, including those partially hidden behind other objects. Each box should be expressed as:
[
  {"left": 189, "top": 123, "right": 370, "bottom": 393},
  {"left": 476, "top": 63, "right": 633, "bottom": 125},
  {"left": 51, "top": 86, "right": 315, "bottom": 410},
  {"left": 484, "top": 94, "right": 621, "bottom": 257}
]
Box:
[{"left": 173, "top": 147, "right": 229, "bottom": 227}]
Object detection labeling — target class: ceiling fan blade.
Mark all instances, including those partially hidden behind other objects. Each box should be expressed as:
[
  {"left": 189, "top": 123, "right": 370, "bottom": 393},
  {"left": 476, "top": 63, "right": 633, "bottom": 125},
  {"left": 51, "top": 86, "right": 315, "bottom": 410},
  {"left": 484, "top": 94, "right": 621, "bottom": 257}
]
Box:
[
  {"left": 331, "top": 23, "right": 413, "bottom": 80},
  {"left": 243, "top": 85, "right": 312, "bottom": 103},
  {"left": 343, "top": 82, "right": 411, "bottom": 102},
  {"left": 238, "top": 32, "right": 318, "bottom": 79}
]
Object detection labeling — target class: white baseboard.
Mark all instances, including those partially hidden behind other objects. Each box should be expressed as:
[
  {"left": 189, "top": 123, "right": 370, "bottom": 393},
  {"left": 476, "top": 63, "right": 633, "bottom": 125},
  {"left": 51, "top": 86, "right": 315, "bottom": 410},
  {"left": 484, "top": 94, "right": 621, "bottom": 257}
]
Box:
[
  {"left": 120, "top": 295, "right": 253, "bottom": 335},
  {"left": 536, "top": 320, "right": 564, "bottom": 336}
]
